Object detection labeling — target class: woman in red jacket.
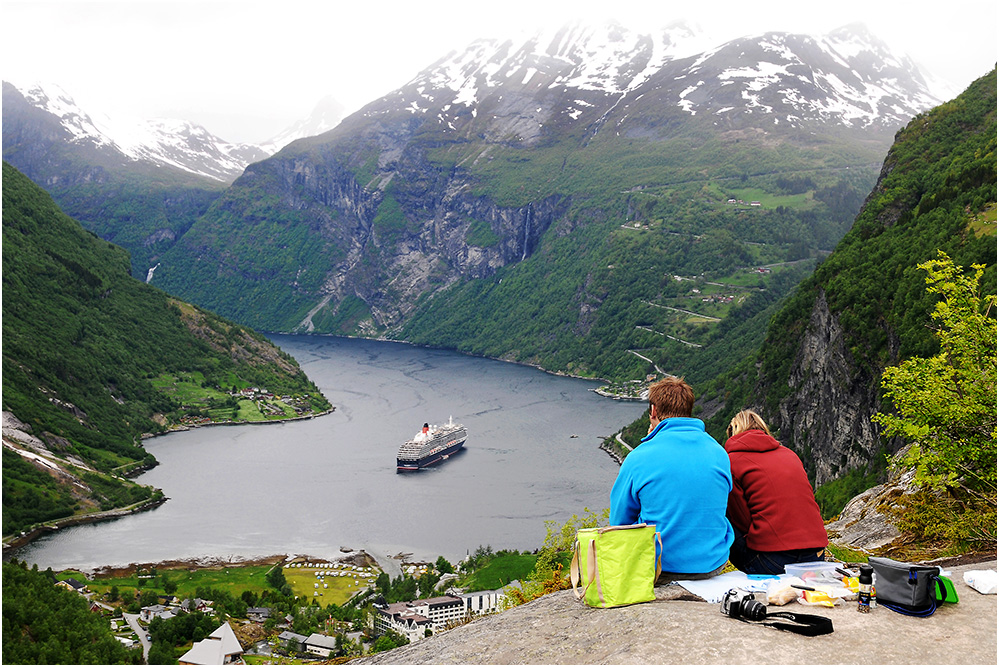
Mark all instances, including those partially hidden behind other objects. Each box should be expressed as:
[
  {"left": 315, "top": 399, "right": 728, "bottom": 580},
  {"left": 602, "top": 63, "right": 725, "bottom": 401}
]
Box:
[{"left": 724, "top": 410, "right": 828, "bottom": 575}]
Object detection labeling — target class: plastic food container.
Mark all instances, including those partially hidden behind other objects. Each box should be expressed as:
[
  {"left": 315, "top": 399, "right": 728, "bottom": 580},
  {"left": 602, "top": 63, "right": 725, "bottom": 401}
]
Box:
[{"left": 784, "top": 561, "right": 841, "bottom": 583}]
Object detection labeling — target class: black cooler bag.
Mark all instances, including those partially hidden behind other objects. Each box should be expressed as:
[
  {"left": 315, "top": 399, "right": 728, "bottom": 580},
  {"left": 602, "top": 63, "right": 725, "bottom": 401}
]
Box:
[{"left": 869, "top": 556, "right": 942, "bottom": 616}]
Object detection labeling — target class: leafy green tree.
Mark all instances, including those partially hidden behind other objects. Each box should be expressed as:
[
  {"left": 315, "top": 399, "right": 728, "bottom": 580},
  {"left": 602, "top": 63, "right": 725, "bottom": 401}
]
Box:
[
  {"left": 874, "top": 253, "right": 997, "bottom": 492},
  {"left": 371, "top": 629, "right": 409, "bottom": 654},
  {"left": 139, "top": 589, "right": 159, "bottom": 607},
  {"left": 147, "top": 642, "right": 176, "bottom": 665},
  {"left": 376, "top": 572, "right": 391, "bottom": 596},
  {"left": 240, "top": 590, "right": 258, "bottom": 607},
  {"left": 873, "top": 253, "right": 996, "bottom": 546},
  {"left": 418, "top": 571, "right": 441, "bottom": 597},
  {"left": 435, "top": 556, "right": 454, "bottom": 574},
  {"left": 266, "top": 565, "right": 287, "bottom": 590},
  {"left": 392, "top": 575, "right": 418, "bottom": 602},
  {"left": 2, "top": 560, "right": 137, "bottom": 664}
]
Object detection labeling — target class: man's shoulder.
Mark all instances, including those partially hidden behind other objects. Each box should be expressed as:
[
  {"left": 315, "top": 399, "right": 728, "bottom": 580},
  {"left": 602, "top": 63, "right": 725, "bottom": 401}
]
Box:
[{"left": 652, "top": 421, "right": 720, "bottom": 446}]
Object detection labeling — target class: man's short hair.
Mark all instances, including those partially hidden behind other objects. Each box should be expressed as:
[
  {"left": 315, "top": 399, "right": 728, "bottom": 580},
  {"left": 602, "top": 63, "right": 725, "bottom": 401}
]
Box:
[{"left": 648, "top": 376, "right": 695, "bottom": 419}]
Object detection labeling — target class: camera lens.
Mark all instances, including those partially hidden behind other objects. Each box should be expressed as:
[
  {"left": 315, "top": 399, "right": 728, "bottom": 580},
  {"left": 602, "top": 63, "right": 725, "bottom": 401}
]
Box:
[{"left": 740, "top": 597, "right": 767, "bottom": 621}]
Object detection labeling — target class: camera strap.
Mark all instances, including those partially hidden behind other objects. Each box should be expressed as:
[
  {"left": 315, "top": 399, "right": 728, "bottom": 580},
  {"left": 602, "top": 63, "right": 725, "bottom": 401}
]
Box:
[{"left": 738, "top": 610, "right": 834, "bottom": 636}]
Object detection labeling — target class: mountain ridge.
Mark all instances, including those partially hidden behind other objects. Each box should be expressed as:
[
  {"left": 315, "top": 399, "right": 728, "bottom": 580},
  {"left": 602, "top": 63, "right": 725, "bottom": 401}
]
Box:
[
  {"left": 150, "top": 22, "right": 935, "bottom": 386},
  {"left": 372, "top": 21, "right": 937, "bottom": 145},
  {"left": 3, "top": 81, "right": 347, "bottom": 183}
]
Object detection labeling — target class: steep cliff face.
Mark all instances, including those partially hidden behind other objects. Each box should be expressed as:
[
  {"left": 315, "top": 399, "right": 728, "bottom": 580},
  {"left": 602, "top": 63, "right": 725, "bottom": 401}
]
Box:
[
  {"left": 713, "top": 69, "right": 997, "bottom": 488},
  {"left": 774, "top": 291, "right": 884, "bottom": 485},
  {"left": 161, "top": 129, "right": 572, "bottom": 334}
]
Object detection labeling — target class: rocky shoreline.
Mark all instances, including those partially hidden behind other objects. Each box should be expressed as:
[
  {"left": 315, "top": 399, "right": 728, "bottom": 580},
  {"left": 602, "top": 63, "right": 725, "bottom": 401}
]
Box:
[
  {"left": 140, "top": 406, "right": 335, "bottom": 440},
  {"left": 599, "top": 439, "right": 625, "bottom": 464},
  {"left": 81, "top": 550, "right": 385, "bottom": 579},
  {"left": 2, "top": 496, "right": 168, "bottom": 553},
  {"left": 3, "top": 407, "right": 335, "bottom": 553}
]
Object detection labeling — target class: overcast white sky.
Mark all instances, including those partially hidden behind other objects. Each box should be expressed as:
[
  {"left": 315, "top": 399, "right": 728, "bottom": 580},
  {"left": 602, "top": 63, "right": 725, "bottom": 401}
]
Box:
[{"left": 2, "top": 0, "right": 996, "bottom": 143}]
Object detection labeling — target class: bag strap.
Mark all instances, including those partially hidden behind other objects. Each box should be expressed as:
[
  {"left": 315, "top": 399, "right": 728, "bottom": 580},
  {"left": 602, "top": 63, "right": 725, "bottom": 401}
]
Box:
[
  {"left": 753, "top": 611, "right": 834, "bottom": 636},
  {"left": 654, "top": 532, "right": 663, "bottom": 582},
  {"left": 587, "top": 538, "right": 605, "bottom": 605},
  {"left": 880, "top": 573, "right": 940, "bottom": 617},
  {"left": 570, "top": 540, "right": 585, "bottom": 599},
  {"left": 570, "top": 538, "right": 601, "bottom": 603},
  {"left": 879, "top": 599, "right": 938, "bottom": 617}
]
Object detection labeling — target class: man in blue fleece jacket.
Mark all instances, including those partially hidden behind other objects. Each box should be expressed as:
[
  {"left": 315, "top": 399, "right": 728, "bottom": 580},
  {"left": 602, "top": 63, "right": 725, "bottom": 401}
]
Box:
[{"left": 610, "top": 376, "right": 733, "bottom": 578}]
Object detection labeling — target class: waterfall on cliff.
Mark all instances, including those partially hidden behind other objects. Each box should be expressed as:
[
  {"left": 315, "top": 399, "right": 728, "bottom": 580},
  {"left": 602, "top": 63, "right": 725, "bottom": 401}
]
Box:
[{"left": 522, "top": 205, "right": 532, "bottom": 260}]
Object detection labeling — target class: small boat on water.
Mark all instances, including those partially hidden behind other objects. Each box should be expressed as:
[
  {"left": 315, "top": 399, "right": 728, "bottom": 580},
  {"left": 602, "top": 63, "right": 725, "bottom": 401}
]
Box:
[{"left": 396, "top": 417, "right": 467, "bottom": 471}]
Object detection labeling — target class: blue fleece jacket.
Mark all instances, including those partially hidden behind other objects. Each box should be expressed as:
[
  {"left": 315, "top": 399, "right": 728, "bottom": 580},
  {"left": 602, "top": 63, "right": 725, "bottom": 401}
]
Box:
[{"left": 610, "top": 417, "right": 734, "bottom": 574}]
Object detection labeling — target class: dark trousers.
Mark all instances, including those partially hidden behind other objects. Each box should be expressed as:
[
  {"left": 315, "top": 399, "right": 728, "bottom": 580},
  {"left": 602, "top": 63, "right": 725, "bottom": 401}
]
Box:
[{"left": 729, "top": 528, "right": 825, "bottom": 575}]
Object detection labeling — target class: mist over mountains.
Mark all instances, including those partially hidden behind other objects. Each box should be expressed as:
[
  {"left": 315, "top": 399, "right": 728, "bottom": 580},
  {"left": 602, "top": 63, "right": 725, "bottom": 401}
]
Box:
[
  {"left": 2, "top": 81, "right": 343, "bottom": 183},
  {"left": 135, "top": 21, "right": 937, "bottom": 347},
  {"left": 3, "top": 22, "right": 945, "bottom": 363},
  {"left": 4, "top": 21, "right": 937, "bottom": 187}
]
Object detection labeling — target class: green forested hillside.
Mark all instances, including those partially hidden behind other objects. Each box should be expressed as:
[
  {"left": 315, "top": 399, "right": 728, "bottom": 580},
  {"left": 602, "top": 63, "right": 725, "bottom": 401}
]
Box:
[
  {"left": 2, "top": 162, "right": 331, "bottom": 536},
  {"left": 2, "top": 560, "right": 138, "bottom": 664},
  {"left": 156, "top": 101, "right": 880, "bottom": 384},
  {"left": 54, "top": 179, "right": 222, "bottom": 279},
  {"left": 755, "top": 69, "right": 996, "bottom": 401},
  {"left": 669, "top": 69, "right": 996, "bottom": 508},
  {"left": 2, "top": 80, "right": 228, "bottom": 279}
]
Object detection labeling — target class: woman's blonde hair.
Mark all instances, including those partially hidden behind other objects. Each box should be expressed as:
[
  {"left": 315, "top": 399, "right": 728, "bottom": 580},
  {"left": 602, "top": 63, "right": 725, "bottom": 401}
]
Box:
[{"left": 726, "top": 409, "right": 772, "bottom": 439}]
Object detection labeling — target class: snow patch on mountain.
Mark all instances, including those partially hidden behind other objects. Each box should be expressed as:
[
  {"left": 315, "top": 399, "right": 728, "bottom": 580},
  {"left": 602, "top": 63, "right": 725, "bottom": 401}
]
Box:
[
  {"left": 387, "top": 21, "right": 937, "bottom": 135},
  {"left": 8, "top": 81, "right": 269, "bottom": 182},
  {"left": 260, "top": 95, "right": 345, "bottom": 154},
  {"left": 409, "top": 20, "right": 708, "bottom": 114}
]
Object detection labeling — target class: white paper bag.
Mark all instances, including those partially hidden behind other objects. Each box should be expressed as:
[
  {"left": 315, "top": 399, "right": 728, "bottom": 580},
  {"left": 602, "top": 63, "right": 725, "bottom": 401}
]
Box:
[{"left": 963, "top": 569, "right": 998, "bottom": 595}]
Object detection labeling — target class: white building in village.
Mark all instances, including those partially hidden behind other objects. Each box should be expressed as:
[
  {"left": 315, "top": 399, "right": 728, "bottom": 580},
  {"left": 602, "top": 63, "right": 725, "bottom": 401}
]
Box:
[
  {"left": 304, "top": 633, "right": 339, "bottom": 658},
  {"left": 373, "top": 595, "right": 464, "bottom": 642},
  {"left": 374, "top": 590, "right": 506, "bottom": 643},
  {"left": 177, "top": 622, "right": 243, "bottom": 665},
  {"left": 460, "top": 588, "right": 505, "bottom": 616}
]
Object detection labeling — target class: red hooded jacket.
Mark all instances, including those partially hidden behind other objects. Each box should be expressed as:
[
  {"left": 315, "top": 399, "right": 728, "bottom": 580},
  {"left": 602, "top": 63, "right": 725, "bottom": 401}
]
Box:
[{"left": 724, "top": 429, "right": 828, "bottom": 552}]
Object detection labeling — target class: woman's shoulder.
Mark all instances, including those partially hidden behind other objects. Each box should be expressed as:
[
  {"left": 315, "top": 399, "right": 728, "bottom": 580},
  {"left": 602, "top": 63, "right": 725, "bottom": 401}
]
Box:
[{"left": 725, "top": 429, "right": 780, "bottom": 453}]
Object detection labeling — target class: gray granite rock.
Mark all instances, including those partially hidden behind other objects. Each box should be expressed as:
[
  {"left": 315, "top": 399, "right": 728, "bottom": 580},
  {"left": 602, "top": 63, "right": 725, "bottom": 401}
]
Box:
[{"left": 356, "top": 560, "right": 997, "bottom": 665}]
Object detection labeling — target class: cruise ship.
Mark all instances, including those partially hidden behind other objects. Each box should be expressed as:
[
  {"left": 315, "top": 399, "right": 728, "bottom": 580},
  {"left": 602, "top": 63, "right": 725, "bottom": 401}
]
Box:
[{"left": 396, "top": 417, "right": 467, "bottom": 471}]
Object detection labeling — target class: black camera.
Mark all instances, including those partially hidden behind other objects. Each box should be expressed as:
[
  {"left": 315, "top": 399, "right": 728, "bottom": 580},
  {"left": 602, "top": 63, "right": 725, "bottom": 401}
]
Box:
[{"left": 720, "top": 588, "right": 767, "bottom": 621}]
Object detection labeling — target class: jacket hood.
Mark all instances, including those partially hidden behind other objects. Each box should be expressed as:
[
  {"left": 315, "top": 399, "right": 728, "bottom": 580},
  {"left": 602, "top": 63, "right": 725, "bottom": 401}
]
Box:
[{"left": 724, "top": 429, "right": 780, "bottom": 453}]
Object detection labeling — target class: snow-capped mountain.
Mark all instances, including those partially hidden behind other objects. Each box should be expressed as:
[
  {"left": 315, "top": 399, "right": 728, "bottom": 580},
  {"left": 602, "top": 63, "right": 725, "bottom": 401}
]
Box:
[
  {"left": 260, "top": 95, "right": 345, "bottom": 154},
  {"left": 148, "top": 19, "right": 940, "bottom": 342},
  {"left": 3, "top": 81, "right": 268, "bottom": 183},
  {"left": 649, "top": 23, "right": 940, "bottom": 129},
  {"left": 364, "top": 21, "right": 938, "bottom": 140}
]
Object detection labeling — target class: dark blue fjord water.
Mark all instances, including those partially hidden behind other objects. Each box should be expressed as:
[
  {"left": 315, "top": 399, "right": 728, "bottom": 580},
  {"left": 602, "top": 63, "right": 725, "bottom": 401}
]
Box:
[{"left": 14, "top": 336, "right": 643, "bottom": 572}]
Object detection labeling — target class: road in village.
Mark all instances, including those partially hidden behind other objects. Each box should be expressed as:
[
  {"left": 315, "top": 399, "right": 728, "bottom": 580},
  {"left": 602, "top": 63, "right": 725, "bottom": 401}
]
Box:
[{"left": 123, "top": 613, "right": 150, "bottom": 662}]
